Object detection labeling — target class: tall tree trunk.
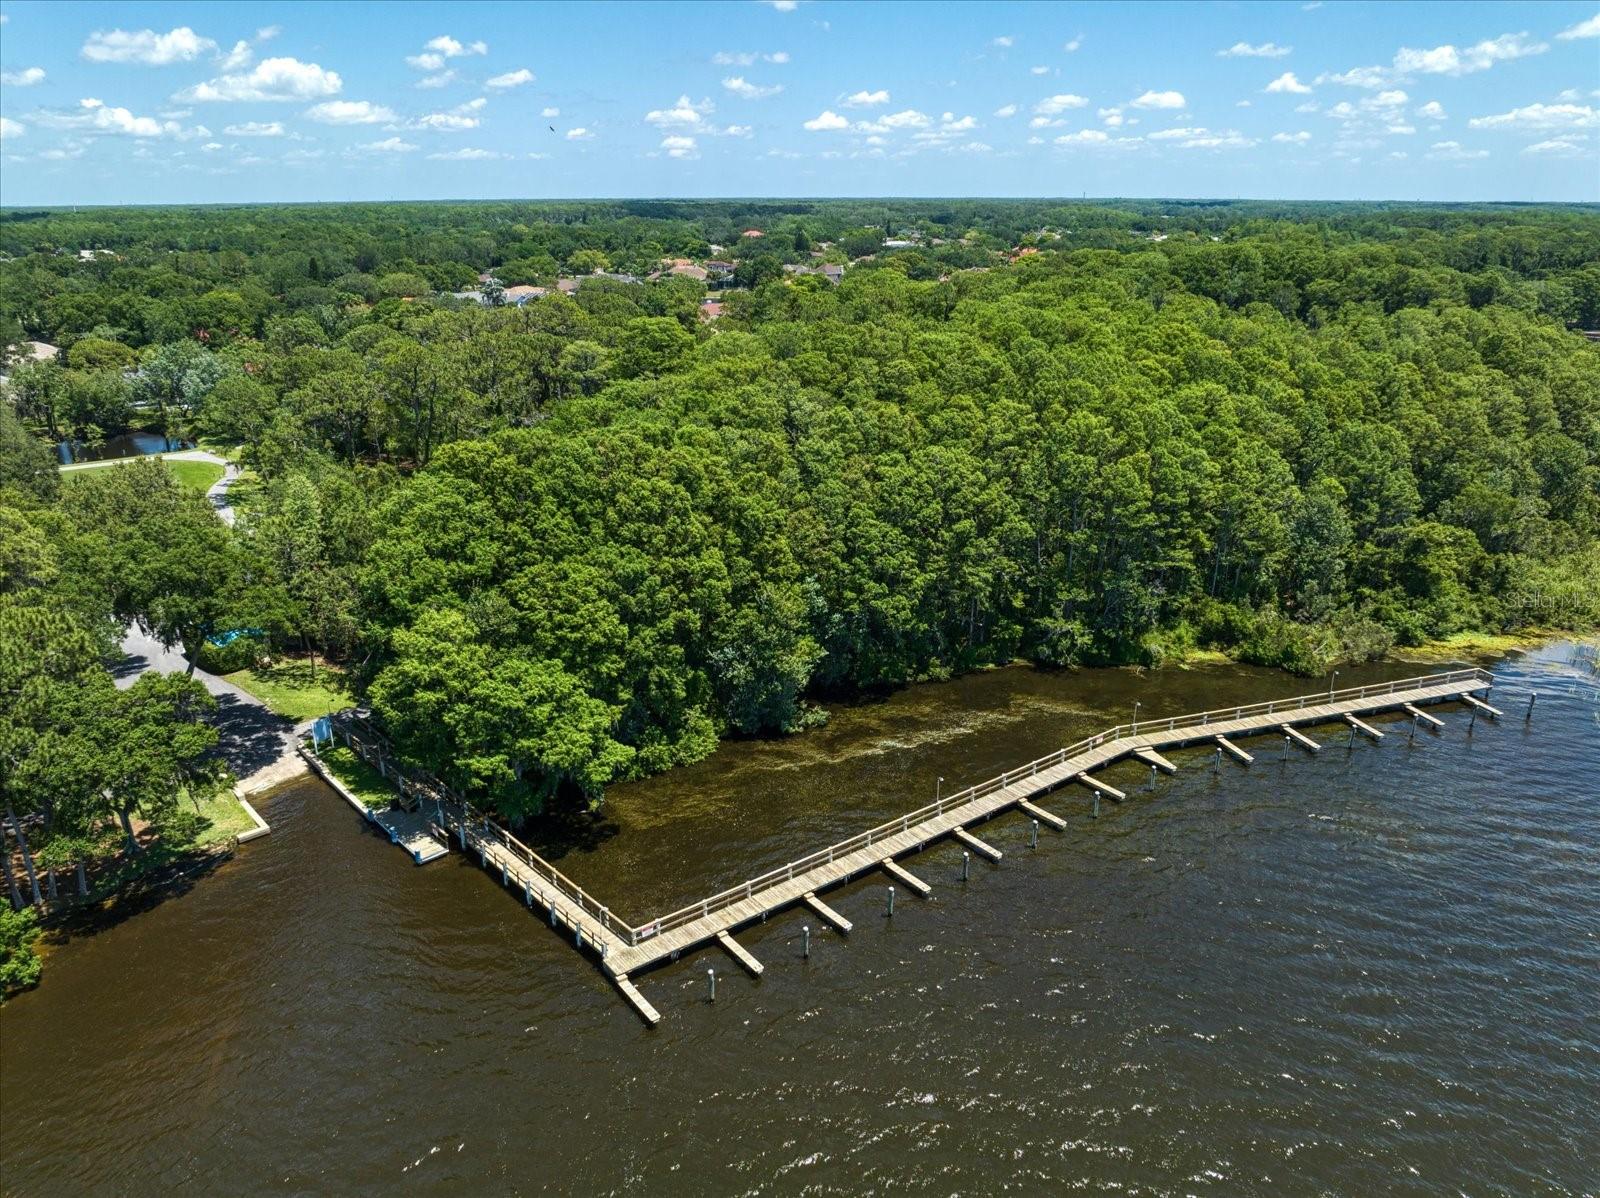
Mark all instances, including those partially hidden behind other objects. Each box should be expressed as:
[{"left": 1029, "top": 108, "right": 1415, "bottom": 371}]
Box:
[
  {"left": 0, "top": 830, "right": 22, "bottom": 910},
  {"left": 118, "top": 807, "right": 142, "bottom": 857},
  {"left": 76, "top": 859, "right": 89, "bottom": 898},
  {"left": 46, "top": 867, "right": 58, "bottom": 902},
  {"left": 5, "top": 803, "right": 43, "bottom": 907}
]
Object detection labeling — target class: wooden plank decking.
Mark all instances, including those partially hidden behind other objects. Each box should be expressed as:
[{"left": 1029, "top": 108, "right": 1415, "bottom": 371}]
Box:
[{"left": 339, "top": 668, "right": 1498, "bottom": 1024}]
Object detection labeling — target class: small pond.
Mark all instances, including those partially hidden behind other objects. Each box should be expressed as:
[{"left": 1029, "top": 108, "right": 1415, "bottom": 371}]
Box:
[{"left": 57, "top": 431, "right": 194, "bottom": 463}]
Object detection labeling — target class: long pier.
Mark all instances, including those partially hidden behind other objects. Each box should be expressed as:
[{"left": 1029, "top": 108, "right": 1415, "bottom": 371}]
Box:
[{"left": 336, "top": 666, "right": 1498, "bottom": 1025}]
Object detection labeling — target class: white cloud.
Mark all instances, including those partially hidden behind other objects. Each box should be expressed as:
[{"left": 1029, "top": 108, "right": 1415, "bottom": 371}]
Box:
[
  {"left": 177, "top": 57, "right": 342, "bottom": 102},
  {"left": 1394, "top": 32, "right": 1547, "bottom": 76},
  {"left": 1556, "top": 13, "right": 1600, "bottom": 39},
  {"left": 541, "top": 106, "right": 560, "bottom": 118},
  {"left": 994, "top": 104, "right": 1018, "bottom": 118},
  {"left": 1055, "top": 129, "right": 1109, "bottom": 144},
  {"left": 1295, "top": 101, "right": 1320, "bottom": 113},
  {"left": 82, "top": 26, "right": 215, "bottom": 66},
  {"left": 0, "top": 117, "right": 24, "bottom": 140},
  {"left": 223, "top": 120, "right": 285, "bottom": 136},
  {"left": 414, "top": 98, "right": 487, "bottom": 131},
  {"left": 1130, "top": 90, "right": 1186, "bottom": 109},
  {"left": 1219, "top": 42, "right": 1292, "bottom": 58},
  {"left": 1371, "top": 89, "right": 1409, "bottom": 107},
  {"left": 992, "top": 36, "right": 1014, "bottom": 48},
  {"left": 219, "top": 40, "right": 253, "bottom": 71},
  {"left": 764, "top": 0, "right": 798, "bottom": 10},
  {"left": 428, "top": 147, "right": 509, "bottom": 160},
  {"left": 1425, "top": 140, "right": 1488, "bottom": 160},
  {"left": 803, "top": 110, "right": 850, "bottom": 131},
  {"left": 1035, "top": 93, "right": 1089, "bottom": 115},
  {"left": 358, "top": 136, "right": 418, "bottom": 153},
  {"left": 1318, "top": 65, "right": 1389, "bottom": 89},
  {"left": 427, "top": 35, "right": 487, "bottom": 57},
  {"left": 660, "top": 134, "right": 698, "bottom": 158},
  {"left": 201, "top": 141, "right": 223, "bottom": 152},
  {"left": 1265, "top": 71, "right": 1312, "bottom": 94},
  {"left": 1147, "top": 126, "right": 1199, "bottom": 140},
  {"left": 712, "top": 50, "right": 789, "bottom": 65},
  {"left": 1522, "top": 136, "right": 1588, "bottom": 155},
  {"left": 1, "top": 67, "right": 46, "bottom": 86},
  {"left": 417, "top": 72, "right": 456, "bottom": 89},
  {"left": 407, "top": 53, "right": 446, "bottom": 72},
  {"left": 1272, "top": 130, "right": 1312, "bottom": 143},
  {"left": 1418, "top": 100, "right": 1445, "bottom": 119},
  {"left": 565, "top": 126, "right": 593, "bottom": 140},
  {"left": 1063, "top": 34, "right": 1084, "bottom": 52},
  {"left": 257, "top": 25, "right": 280, "bottom": 41},
  {"left": 1030, "top": 66, "right": 1051, "bottom": 76},
  {"left": 41, "top": 97, "right": 173, "bottom": 137},
  {"left": 1468, "top": 102, "right": 1599, "bottom": 130},
  {"left": 844, "top": 89, "right": 889, "bottom": 106},
  {"left": 876, "top": 109, "right": 930, "bottom": 129},
  {"left": 1099, "top": 105, "right": 1126, "bottom": 127},
  {"left": 487, "top": 69, "right": 535, "bottom": 90},
  {"left": 1180, "top": 129, "right": 1257, "bottom": 148},
  {"left": 941, "top": 114, "right": 978, "bottom": 132},
  {"left": 646, "top": 94, "right": 714, "bottom": 127},
  {"left": 306, "top": 100, "right": 395, "bottom": 125},
  {"left": 725, "top": 76, "right": 783, "bottom": 99},
  {"left": 1237, "top": 100, "right": 1253, "bottom": 108}
]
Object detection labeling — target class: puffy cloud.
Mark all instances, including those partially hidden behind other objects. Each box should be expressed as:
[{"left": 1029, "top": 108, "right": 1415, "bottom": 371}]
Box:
[
  {"left": 40, "top": 97, "right": 174, "bottom": 137},
  {"left": 358, "top": 136, "right": 417, "bottom": 153},
  {"left": 1055, "top": 129, "right": 1109, "bottom": 144},
  {"left": 1130, "top": 90, "right": 1185, "bottom": 109},
  {"left": 1179, "top": 129, "right": 1258, "bottom": 148},
  {"left": 1556, "top": 13, "right": 1600, "bottom": 39},
  {"left": 223, "top": 120, "right": 285, "bottom": 136},
  {"left": 565, "top": 126, "right": 593, "bottom": 140},
  {"left": 763, "top": 0, "right": 798, "bottom": 10},
  {"left": 875, "top": 109, "right": 930, "bottom": 129},
  {"left": 1034, "top": 93, "right": 1088, "bottom": 115},
  {"left": 1031, "top": 66, "right": 1051, "bottom": 76},
  {"left": 417, "top": 72, "right": 456, "bottom": 89},
  {"left": 1394, "top": 32, "right": 1546, "bottom": 76},
  {"left": 645, "top": 94, "right": 714, "bottom": 127},
  {"left": 428, "top": 147, "right": 509, "bottom": 160},
  {"left": 1147, "top": 126, "right": 1201, "bottom": 140},
  {"left": 1063, "top": 34, "right": 1084, "bottom": 52},
  {"left": 803, "top": 110, "right": 850, "bottom": 131},
  {"left": 994, "top": 103, "right": 1018, "bottom": 118},
  {"left": 1272, "top": 130, "right": 1312, "bottom": 142},
  {"left": 0, "top": 116, "right": 24, "bottom": 139},
  {"left": 1265, "top": 72, "right": 1312, "bottom": 94},
  {"left": 1318, "top": 65, "right": 1389, "bottom": 88},
  {"left": 1, "top": 67, "right": 46, "bottom": 86},
  {"left": 844, "top": 89, "right": 889, "bottom": 106},
  {"left": 1417, "top": 100, "right": 1446, "bottom": 119},
  {"left": 541, "top": 106, "right": 560, "bottom": 118},
  {"left": 177, "top": 57, "right": 342, "bottom": 102},
  {"left": 1371, "top": 89, "right": 1409, "bottom": 107},
  {"left": 1467, "top": 102, "right": 1599, "bottom": 130},
  {"left": 407, "top": 35, "right": 486, "bottom": 72},
  {"left": 659, "top": 134, "right": 698, "bottom": 158},
  {"left": 413, "top": 98, "right": 487, "bottom": 132},
  {"left": 305, "top": 99, "right": 395, "bottom": 125},
  {"left": 82, "top": 26, "right": 214, "bottom": 65},
  {"left": 1425, "top": 140, "right": 1489, "bottom": 160},
  {"left": 219, "top": 40, "right": 253, "bottom": 71},
  {"left": 1219, "top": 42, "right": 1292, "bottom": 58},
  {"left": 724, "top": 76, "right": 783, "bottom": 99},
  {"left": 992, "top": 36, "right": 1014, "bottom": 48},
  {"left": 487, "top": 69, "right": 535, "bottom": 90},
  {"left": 1098, "top": 105, "right": 1126, "bottom": 127}
]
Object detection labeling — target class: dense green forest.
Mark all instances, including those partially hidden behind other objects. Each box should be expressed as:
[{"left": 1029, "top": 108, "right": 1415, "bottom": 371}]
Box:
[{"left": 3, "top": 199, "right": 1598, "bottom": 828}]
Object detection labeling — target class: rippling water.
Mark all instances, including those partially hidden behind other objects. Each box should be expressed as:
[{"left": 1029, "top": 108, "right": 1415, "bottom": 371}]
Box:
[{"left": 3, "top": 645, "right": 1597, "bottom": 1194}]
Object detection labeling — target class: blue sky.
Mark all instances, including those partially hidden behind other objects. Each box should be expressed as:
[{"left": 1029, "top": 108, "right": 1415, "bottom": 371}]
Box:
[{"left": 1, "top": 0, "right": 1596, "bottom": 205}]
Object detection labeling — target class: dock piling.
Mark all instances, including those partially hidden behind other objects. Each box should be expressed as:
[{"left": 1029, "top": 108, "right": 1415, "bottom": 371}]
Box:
[
  {"left": 962, "top": 851, "right": 970, "bottom": 881},
  {"left": 1030, "top": 819, "right": 1039, "bottom": 850},
  {"left": 802, "top": 925, "right": 810, "bottom": 958},
  {"left": 1527, "top": 691, "right": 1536, "bottom": 720},
  {"left": 706, "top": 968, "right": 715, "bottom": 1003},
  {"left": 886, "top": 885, "right": 895, "bottom": 917},
  {"left": 1092, "top": 793, "right": 1100, "bottom": 819}
]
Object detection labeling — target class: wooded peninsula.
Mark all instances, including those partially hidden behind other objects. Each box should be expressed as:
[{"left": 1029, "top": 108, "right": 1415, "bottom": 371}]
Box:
[{"left": 3, "top": 197, "right": 1597, "bottom": 864}]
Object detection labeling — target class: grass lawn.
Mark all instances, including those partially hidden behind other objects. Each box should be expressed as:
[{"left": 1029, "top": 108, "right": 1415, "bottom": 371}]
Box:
[
  {"left": 223, "top": 660, "right": 351, "bottom": 721},
  {"left": 316, "top": 745, "right": 397, "bottom": 810},
  {"left": 59, "top": 455, "right": 224, "bottom": 495},
  {"left": 182, "top": 787, "right": 260, "bottom": 847}
]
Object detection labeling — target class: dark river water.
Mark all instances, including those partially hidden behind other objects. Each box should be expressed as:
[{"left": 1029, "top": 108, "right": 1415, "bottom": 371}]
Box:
[
  {"left": 3, "top": 645, "right": 1597, "bottom": 1195},
  {"left": 56, "top": 431, "right": 192, "bottom": 464}
]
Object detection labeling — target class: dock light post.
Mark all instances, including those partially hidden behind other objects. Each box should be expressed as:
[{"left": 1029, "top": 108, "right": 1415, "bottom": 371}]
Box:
[
  {"left": 1329, "top": 670, "right": 1340, "bottom": 699},
  {"left": 886, "top": 886, "right": 895, "bottom": 917},
  {"left": 1092, "top": 793, "right": 1100, "bottom": 819},
  {"left": 936, "top": 776, "right": 944, "bottom": 804},
  {"left": 1133, "top": 702, "right": 1141, "bottom": 733},
  {"left": 802, "top": 925, "right": 810, "bottom": 958},
  {"left": 1030, "top": 819, "right": 1039, "bottom": 849},
  {"left": 962, "top": 851, "right": 970, "bottom": 882},
  {"left": 1149, "top": 764, "right": 1158, "bottom": 791},
  {"left": 707, "top": 968, "right": 716, "bottom": 1003}
]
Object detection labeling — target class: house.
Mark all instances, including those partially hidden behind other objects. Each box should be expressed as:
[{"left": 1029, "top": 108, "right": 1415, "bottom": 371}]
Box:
[
  {"left": 77, "top": 248, "right": 116, "bottom": 262},
  {"left": 741, "top": 228, "right": 764, "bottom": 238},
  {"left": 477, "top": 271, "right": 497, "bottom": 283},
  {"left": 883, "top": 238, "right": 916, "bottom": 249},
  {"left": 821, "top": 263, "right": 844, "bottom": 284},
  {"left": 503, "top": 284, "right": 546, "bottom": 305},
  {"left": 556, "top": 277, "right": 581, "bottom": 295},
  {"left": 450, "top": 289, "right": 489, "bottom": 305},
  {"left": 705, "top": 260, "right": 736, "bottom": 276},
  {"left": 699, "top": 299, "right": 724, "bottom": 322},
  {"left": 667, "top": 262, "right": 708, "bottom": 281}
]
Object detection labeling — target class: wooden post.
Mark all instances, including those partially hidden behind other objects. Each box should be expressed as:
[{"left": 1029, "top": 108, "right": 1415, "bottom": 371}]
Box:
[
  {"left": 802, "top": 924, "right": 810, "bottom": 958},
  {"left": 1092, "top": 793, "right": 1100, "bottom": 819},
  {"left": 1213, "top": 747, "right": 1222, "bottom": 773},
  {"left": 1149, "top": 764, "right": 1157, "bottom": 791},
  {"left": 707, "top": 968, "right": 716, "bottom": 1003},
  {"left": 886, "top": 885, "right": 895, "bottom": 917},
  {"left": 1030, "top": 819, "right": 1039, "bottom": 849},
  {"left": 961, "top": 851, "right": 970, "bottom": 881},
  {"left": 1526, "top": 691, "right": 1536, "bottom": 720}
]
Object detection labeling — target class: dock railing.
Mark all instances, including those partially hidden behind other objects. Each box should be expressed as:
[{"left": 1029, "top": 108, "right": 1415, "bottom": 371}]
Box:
[
  {"left": 625, "top": 666, "right": 1494, "bottom": 945},
  {"left": 333, "top": 716, "right": 625, "bottom": 941}
]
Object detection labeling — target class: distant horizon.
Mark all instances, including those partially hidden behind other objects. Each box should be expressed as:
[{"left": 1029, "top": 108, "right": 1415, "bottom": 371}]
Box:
[{"left": 2, "top": 0, "right": 1597, "bottom": 207}]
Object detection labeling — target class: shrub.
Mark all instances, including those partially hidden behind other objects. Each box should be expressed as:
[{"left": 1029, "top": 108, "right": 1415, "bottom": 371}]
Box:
[{"left": 1, "top": 905, "right": 43, "bottom": 998}]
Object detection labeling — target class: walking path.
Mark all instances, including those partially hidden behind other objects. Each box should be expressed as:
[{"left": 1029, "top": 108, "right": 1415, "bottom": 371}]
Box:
[{"left": 59, "top": 448, "right": 239, "bottom": 526}]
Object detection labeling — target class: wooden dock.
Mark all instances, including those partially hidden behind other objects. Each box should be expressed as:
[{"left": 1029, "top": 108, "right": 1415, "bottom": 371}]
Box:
[{"left": 334, "top": 669, "right": 1499, "bottom": 1024}]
